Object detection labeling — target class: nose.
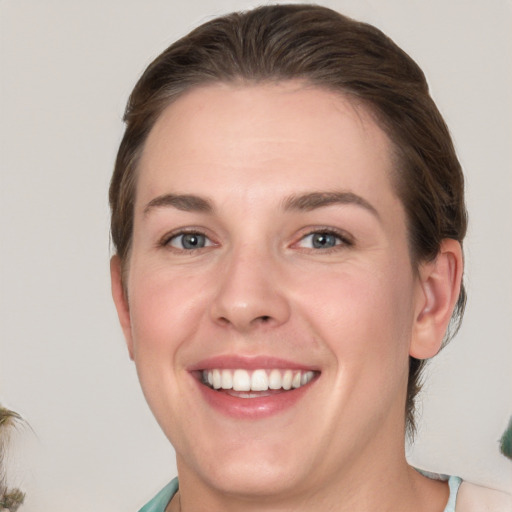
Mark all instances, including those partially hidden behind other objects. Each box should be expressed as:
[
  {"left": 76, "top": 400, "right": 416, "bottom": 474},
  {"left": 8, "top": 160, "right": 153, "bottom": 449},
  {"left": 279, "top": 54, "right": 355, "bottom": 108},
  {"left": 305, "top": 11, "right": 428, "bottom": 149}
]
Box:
[{"left": 209, "top": 246, "right": 291, "bottom": 332}]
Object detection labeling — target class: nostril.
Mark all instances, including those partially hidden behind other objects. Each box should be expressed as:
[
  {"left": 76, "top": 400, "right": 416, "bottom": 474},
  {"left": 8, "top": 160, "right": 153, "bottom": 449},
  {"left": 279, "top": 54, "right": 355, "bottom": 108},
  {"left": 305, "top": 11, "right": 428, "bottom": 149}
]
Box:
[{"left": 260, "top": 315, "right": 271, "bottom": 322}]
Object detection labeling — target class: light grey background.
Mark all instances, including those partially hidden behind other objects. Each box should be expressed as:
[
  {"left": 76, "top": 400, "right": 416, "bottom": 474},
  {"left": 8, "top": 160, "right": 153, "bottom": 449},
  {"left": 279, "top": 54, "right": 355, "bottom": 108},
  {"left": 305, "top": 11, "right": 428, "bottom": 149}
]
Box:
[{"left": 1, "top": 1, "right": 511, "bottom": 510}]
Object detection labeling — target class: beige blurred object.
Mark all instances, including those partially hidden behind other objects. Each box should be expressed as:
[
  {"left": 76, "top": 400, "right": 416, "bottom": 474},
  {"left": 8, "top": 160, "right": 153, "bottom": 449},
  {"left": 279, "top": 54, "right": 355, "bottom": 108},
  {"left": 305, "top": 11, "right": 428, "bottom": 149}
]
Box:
[{"left": 456, "top": 482, "right": 512, "bottom": 512}]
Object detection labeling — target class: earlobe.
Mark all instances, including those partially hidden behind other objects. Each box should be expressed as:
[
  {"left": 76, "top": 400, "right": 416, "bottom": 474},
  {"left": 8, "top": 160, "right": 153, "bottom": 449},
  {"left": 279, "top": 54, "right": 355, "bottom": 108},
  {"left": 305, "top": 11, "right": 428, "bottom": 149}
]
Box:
[
  {"left": 110, "top": 255, "right": 135, "bottom": 360},
  {"left": 410, "top": 239, "right": 463, "bottom": 360}
]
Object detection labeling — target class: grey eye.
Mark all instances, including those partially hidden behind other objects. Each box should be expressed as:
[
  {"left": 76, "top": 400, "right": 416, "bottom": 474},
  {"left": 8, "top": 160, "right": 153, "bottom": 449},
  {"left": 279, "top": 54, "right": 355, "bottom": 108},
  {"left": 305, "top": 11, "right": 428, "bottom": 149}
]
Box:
[
  {"left": 299, "top": 232, "right": 341, "bottom": 249},
  {"left": 311, "top": 233, "right": 338, "bottom": 248},
  {"left": 170, "top": 233, "right": 208, "bottom": 249}
]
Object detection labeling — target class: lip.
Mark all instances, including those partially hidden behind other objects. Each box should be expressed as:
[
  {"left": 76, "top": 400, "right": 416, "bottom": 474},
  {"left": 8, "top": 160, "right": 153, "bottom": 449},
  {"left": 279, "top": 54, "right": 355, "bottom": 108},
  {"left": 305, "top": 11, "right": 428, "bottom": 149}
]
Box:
[
  {"left": 188, "top": 355, "right": 320, "bottom": 419},
  {"left": 188, "top": 355, "right": 319, "bottom": 372}
]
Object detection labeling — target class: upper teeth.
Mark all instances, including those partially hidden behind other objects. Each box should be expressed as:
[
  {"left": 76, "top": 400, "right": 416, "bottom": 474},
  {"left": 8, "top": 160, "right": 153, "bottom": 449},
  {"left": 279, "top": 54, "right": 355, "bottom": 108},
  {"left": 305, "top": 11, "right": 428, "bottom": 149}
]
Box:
[{"left": 202, "top": 369, "right": 315, "bottom": 392}]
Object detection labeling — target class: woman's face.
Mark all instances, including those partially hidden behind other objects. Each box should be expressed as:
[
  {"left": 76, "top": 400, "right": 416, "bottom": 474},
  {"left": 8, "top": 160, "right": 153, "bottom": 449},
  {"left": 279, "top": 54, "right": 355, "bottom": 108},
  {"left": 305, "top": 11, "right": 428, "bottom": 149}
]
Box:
[{"left": 113, "top": 82, "right": 426, "bottom": 498}]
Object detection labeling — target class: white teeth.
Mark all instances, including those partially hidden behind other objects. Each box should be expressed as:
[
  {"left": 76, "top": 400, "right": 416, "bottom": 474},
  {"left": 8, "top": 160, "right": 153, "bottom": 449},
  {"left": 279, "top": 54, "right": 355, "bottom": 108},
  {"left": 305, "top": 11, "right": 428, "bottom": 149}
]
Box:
[
  {"left": 302, "top": 371, "right": 314, "bottom": 386},
  {"left": 292, "top": 372, "right": 302, "bottom": 389},
  {"left": 232, "top": 369, "right": 251, "bottom": 391},
  {"left": 251, "top": 369, "right": 269, "bottom": 391},
  {"left": 221, "top": 369, "right": 233, "bottom": 389},
  {"left": 202, "top": 368, "right": 316, "bottom": 392},
  {"left": 282, "top": 370, "right": 293, "bottom": 390},
  {"left": 212, "top": 369, "right": 222, "bottom": 390},
  {"left": 268, "top": 369, "right": 282, "bottom": 390}
]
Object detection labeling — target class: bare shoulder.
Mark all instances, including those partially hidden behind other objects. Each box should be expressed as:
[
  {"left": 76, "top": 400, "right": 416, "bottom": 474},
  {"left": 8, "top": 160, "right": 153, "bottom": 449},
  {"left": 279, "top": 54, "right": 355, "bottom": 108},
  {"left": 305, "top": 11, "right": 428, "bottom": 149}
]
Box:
[{"left": 456, "top": 482, "right": 512, "bottom": 512}]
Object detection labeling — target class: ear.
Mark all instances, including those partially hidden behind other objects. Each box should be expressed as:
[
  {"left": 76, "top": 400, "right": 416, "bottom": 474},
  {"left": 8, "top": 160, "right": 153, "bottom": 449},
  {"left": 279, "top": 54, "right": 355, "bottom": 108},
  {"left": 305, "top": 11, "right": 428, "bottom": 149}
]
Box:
[
  {"left": 110, "top": 255, "right": 134, "bottom": 360},
  {"left": 410, "top": 239, "right": 463, "bottom": 359}
]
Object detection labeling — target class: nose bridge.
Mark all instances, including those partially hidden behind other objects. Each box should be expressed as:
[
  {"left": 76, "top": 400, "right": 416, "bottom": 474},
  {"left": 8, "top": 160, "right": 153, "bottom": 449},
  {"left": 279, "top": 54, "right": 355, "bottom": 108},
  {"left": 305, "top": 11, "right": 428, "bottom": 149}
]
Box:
[{"left": 210, "top": 240, "right": 290, "bottom": 331}]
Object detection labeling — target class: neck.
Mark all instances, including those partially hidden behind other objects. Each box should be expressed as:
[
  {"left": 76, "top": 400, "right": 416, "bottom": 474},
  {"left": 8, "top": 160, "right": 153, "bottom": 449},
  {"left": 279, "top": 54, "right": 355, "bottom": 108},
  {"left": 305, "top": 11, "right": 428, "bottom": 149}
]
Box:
[{"left": 171, "top": 466, "right": 448, "bottom": 512}]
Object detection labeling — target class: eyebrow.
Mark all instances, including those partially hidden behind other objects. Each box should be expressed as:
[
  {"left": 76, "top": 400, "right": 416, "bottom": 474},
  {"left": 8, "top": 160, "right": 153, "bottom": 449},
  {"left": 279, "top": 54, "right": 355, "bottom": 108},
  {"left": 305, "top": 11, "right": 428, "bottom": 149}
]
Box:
[
  {"left": 283, "top": 191, "right": 380, "bottom": 218},
  {"left": 143, "top": 190, "right": 379, "bottom": 219},
  {"left": 144, "top": 193, "right": 214, "bottom": 215}
]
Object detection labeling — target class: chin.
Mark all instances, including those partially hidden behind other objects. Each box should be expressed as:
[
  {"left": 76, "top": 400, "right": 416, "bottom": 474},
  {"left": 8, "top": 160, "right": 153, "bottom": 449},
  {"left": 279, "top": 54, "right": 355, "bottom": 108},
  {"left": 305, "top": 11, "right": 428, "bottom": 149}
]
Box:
[
  {"left": 201, "top": 458, "right": 308, "bottom": 498},
  {"left": 177, "top": 434, "right": 316, "bottom": 500}
]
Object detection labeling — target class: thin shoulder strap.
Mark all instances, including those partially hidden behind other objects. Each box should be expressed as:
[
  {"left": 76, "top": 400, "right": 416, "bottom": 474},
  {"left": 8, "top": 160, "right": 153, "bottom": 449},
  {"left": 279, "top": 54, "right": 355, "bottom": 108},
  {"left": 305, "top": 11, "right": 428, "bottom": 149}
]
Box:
[{"left": 444, "top": 476, "right": 462, "bottom": 512}]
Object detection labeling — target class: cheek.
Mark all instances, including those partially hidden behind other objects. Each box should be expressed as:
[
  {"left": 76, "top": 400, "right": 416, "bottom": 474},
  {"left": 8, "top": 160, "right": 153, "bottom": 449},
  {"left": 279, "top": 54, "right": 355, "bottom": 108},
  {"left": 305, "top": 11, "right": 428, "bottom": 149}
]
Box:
[
  {"left": 127, "top": 264, "right": 211, "bottom": 360},
  {"left": 125, "top": 266, "right": 213, "bottom": 430},
  {"left": 296, "top": 260, "right": 416, "bottom": 372}
]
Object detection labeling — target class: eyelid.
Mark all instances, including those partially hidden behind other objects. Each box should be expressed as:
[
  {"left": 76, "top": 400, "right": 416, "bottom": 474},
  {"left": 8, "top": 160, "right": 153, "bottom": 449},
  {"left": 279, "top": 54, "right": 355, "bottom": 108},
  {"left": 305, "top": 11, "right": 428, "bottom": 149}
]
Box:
[
  {"left": 292, "top": 226, "right": 355, "bottom": 249},
  {"left": 158, "top": 227, "right": 218, "bottom": 251},
  {"left": 156, "top": 225, "right": 354, "bottom": 252},
  {"left": 170, "top": 233, "right": 214, "bottom": 249}
]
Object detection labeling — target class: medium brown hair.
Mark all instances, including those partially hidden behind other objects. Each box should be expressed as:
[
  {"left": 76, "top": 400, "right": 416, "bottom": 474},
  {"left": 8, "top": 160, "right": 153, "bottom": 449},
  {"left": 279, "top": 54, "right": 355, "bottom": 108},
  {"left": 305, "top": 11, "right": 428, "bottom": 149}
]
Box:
[{"left": 109, "top": 4, "right": 467, "bottom": 435}]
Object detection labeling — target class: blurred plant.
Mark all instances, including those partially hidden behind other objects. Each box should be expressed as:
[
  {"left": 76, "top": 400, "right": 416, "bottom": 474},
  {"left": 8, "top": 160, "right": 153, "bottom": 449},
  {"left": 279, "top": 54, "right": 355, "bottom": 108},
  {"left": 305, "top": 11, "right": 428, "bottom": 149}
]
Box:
[
  {"left": 500, "top": 416, "right": 512, "bottom": 460},
  {"left": 0, "top": 406, "right": 25, "bottom": 512}
]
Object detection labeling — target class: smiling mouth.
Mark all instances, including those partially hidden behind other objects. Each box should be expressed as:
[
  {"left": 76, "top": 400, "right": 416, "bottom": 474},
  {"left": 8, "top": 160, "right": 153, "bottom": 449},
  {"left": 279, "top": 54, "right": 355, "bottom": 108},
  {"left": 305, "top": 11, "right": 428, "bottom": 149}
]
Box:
[{"left": 201, "top": 368, "right": 318, "bottom": 397}]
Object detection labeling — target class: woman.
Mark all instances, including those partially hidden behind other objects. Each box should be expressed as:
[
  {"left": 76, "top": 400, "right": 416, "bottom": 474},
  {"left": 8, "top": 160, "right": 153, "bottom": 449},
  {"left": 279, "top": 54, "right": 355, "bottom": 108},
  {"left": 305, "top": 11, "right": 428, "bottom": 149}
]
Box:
[{"left": 109, "top": 4, "right": 511, "bottom": 511}]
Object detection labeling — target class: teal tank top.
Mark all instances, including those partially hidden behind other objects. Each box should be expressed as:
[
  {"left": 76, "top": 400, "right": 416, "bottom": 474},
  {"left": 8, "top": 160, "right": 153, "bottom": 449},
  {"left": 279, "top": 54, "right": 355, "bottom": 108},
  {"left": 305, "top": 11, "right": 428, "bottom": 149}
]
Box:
[{"left": 138, "top": 475, "right": 462, "bottom": 511}]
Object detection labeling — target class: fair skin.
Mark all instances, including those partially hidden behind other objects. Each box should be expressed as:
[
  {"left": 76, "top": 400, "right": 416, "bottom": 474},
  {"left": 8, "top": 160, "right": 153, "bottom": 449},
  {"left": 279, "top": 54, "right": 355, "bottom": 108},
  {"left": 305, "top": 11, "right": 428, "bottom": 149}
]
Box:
[{"left": 111, "top": 82, "right": 462, "bottom": 511}]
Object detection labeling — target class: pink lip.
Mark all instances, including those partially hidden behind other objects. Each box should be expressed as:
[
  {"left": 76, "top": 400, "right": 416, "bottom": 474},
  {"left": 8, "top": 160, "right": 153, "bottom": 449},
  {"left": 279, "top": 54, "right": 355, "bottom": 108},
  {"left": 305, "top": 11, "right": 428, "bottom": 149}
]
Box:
[
  {"left": 188, "top": 354, "right": 318, "bottom": 371},
  {"left": 195, "top": 380, "right": 316, "bottom": 419},
  {"left": 188, "top": 355, "right": 320, "bottom": 420}
]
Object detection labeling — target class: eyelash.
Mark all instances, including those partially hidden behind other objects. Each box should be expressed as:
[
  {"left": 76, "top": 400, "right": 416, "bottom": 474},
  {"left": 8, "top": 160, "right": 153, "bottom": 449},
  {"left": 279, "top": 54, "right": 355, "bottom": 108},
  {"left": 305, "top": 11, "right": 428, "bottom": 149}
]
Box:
[
  {"left": 294, "top": 227, "right": 354, "bottom": 252},
  {"left": 158, "top": 227, "right": 354, "bottom": 253},
  {"left": 159, "top": 229, "right": 216, "bottom": 252}
]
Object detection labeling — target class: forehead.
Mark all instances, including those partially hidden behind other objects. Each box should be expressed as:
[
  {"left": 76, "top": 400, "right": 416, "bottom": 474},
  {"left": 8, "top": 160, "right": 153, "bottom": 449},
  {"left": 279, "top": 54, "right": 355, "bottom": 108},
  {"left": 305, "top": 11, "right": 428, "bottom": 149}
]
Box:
[{"left": 137, "top": 81, "right": 397, "bottom": 209}]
